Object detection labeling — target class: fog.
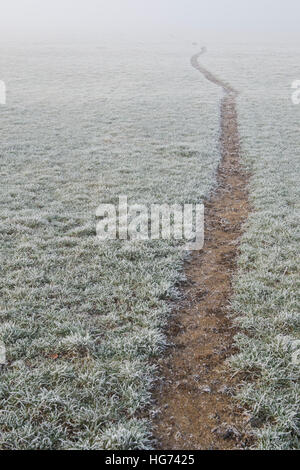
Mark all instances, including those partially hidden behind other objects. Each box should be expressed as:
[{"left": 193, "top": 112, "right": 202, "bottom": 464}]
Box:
[{"left": 1, "top": 0, "right": 299, "bottom": 42}]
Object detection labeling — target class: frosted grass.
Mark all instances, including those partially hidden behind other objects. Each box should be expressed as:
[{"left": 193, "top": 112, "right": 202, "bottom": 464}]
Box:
[
  {"left": 0, "top": 41, "right": 220, "bottom": 449},
  {"left": 206, "top": 44, "right": 300, "bottom": 449}
]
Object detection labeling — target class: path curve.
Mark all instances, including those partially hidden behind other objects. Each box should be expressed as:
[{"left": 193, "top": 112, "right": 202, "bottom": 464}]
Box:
[
  {"left": 152, "top": 49, "right": 252, "bottom": 450},
  {"left": 191, "top": 47, "right": 238, "bottom": 96}
]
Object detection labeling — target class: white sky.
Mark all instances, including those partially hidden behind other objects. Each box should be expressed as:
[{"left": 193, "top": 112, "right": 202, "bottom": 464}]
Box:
[{"left": 1, "top": 0, "right": 299, "bottom": 41}]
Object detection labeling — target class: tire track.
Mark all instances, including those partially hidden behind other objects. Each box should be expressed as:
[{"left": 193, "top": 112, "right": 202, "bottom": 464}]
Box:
[{"left": 152, "top": 49, "right": 252, "bottom": 449}]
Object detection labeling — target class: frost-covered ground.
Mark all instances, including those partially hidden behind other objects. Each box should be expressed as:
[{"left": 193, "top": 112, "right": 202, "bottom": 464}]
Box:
[
  {"left": 1, "top": 40, "right": 299, "bottom": 450},
  {"left": 0, "top": 41, "right": 221, "bottom": 449},
  {"left": 234, "top": 47, "right": 300, "bottom": 450},
  {"left": 204, "top": 44, "right": 300, "bottom": 449}
]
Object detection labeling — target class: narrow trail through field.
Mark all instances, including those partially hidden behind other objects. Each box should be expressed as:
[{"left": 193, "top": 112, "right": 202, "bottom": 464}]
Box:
[{"left": 152, "top": 49, "right": 252, "bottom": 449}]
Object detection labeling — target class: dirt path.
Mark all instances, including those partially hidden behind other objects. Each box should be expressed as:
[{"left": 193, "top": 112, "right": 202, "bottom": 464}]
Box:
[{"left": 152, "top": 49, "right": 251, "bottom": 450}]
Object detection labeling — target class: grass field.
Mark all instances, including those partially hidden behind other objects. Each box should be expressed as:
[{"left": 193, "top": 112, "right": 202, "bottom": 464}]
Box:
[
  {"left": 205, "top": 44, "right": 300, "bottom": 449},
  {"left": 0, "top": 41, "right": 299, "bottom": 450},
  {"left": 232, "top": 46, "right": 300, "bottom": 450},
  {"left": 0, "top": 41, "right": 221, "bottom": 449}
]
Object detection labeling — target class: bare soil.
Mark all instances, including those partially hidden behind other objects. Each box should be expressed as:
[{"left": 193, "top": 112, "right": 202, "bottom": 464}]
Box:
[{"left": 152, "top": 50, "right": 252, "bottom": 450}]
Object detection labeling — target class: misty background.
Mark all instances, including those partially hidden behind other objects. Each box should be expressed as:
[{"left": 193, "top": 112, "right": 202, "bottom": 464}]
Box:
[{"left": 1, "top": 0, "right": 299, "bottom": 43}]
